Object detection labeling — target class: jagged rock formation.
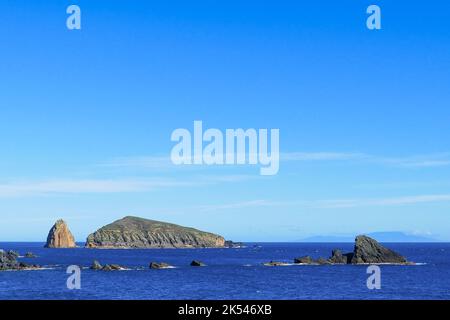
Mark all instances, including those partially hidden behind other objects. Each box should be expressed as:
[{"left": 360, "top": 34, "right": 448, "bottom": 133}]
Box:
[
  {"left": 150, "top": 262, "right": 173, "bottom": 269},
  {"left": 329, "top": 249, "right": 347, "bottom": 264},
  {"left": 0, "top": 250, "right": 19, "bottom": 270},
  {"left": 91, "top": 260, "right": 103, "bottom": 270},
  {"left": 45, "top": 219, "right": 76, "bottom": 248},
  {"left": 102, "top": 264, "right": 124, "bottom": 271},
  {"left": 90, "top": 260, "right": 125, "bottom": 271},
  {"left": 24, "top": 252, "right": 37, "bottom": 258},
  {"left": 294, "top": 256, "right": 313, "bottom": 264},
  {"left": 224, "top": 240, "right": 244, "bottom": 248},
  {"left": 263, "top": 261, "right": 290, "bottom": 267},
  {"left": 348, "top": 235, "right": 407, "bottom": 264},
  {"left": 85, "top": 216, "right": 226, "bottom": 249},
  {"left": 190, "top": 260, "right": 206, "bottom": 267},
  {"left": 316, "top": 257, "right": 331, "bottom": 265},
  {"left": 0, "top": 249, "right": 40, "bottom": 271},
  {"left": 293, "top": 235, "right": 409, "bottom": 265}
]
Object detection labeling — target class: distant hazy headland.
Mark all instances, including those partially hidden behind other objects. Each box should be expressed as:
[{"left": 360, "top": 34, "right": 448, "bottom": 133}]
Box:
[{"left": 300, "top": 231, "right": 438, "bottom": 243}]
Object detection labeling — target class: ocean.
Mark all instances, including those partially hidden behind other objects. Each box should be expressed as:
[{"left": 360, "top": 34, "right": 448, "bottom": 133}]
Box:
[{"left": 1, "top": 242, "right": 449, "bottom": 300}]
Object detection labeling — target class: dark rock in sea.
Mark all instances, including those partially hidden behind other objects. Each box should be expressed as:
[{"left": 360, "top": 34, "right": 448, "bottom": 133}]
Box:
[
  {"left": 292, "top": 235, "right": 409, "bottom": 266},
  {"left": 90, "top": 260, "right": 103, "bottom": 270},
  {"left": 328, "top": 249, "right": 347, "bottom": 264},
  {"left": 101, "top": 264, "right": 124, "bottom": 271},
  {"left": 349, "top": 235, "right": 407, "bottom": 264},
  {"left": 108, "top": 264, "right": 123, "bottom": 270},
  {"left": 102, "top": 264, "right": 113, "bottom": 271},
  {"left": 45, "top": 219, "right": 76, "bottom": 248},
  {"left": 315, "top": 257, "right": 331, "bottom": 265},
  {"left": 190, "top": 260, "right": 206, "bottom": 267},
  {"left": 7, "top": 250, "right": 19, "bottom": 259},
  {"left": 149, "top": 262, "right": 173, "bottom": 269},
  {"left": 343, "top": 252, "right": 354, "bottom": 262},
  {"left": 0, "top": 250, "right": 19, "bottom": 270},
  {"left": 85, "top": 216, "right": 225, "bottom": 249},
  {"left": 0, "top": 249, "right": 40, "bottom": 271},
  {"left": 294, "top": 256, "right": 314, "bottom": 264},
  {"left": 224, "top": 240, "right": 244, "bottom": 248},
  {"left": 24, "top": 252, "right": 37, "bottom": 258},
  {"left": 263, "top": 261, "right": 290, "bottom": 267}
]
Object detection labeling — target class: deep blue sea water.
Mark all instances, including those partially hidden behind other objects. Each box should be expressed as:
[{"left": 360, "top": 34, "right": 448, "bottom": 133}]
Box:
[{"left": 1, "top": 242, "right": 449, "bottom": 300}]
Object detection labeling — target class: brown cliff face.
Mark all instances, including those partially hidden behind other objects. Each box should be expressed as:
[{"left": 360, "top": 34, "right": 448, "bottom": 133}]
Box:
[{"left": 45, "top": 219, "right": 76, "bottom": 248}]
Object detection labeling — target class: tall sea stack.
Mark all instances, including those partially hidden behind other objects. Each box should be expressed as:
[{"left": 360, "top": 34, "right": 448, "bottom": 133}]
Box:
[{"left": 45, "top": 219, "right": 76, "bottom": 248}]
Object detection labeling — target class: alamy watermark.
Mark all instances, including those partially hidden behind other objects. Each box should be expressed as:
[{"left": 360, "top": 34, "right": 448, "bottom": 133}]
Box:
[
  {"left": 170, "top": 121, "right": 280, "bottom": 175},
  {"left": 66, "top": 5, "right": 81, "bottom": 30},
  {"left": 366, "top": 5, "right": 381, "bottom": 30},
  {"left": 66, "top": 265, "right": 81, "bottom": 290},
  {"left": 366, "top": 265, "right": 381, "bottom": 290}
]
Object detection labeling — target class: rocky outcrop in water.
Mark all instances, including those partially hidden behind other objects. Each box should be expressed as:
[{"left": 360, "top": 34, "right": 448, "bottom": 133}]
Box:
[
  {"left": 0, "top": 249, "right": 40, "bottom": 271},
  {"left": 348, "top": 235, "right": 407, "bottom": 264},
  {"left": 294, "top": 256, "right": 313, "bottom": 264},
  {"left": 85, "top": 216, "right": 226, "bottom": 249},
  {"left": 90, "top": 260, "right": 125, "bottom": 271},
  {"left": 45, "top": 219, "right": 76, "bottom": 248},
  {"left": 0, "top": 250, "right": 19, "bottom": 270},
  {"left": 224, "top": 240, "right": 244, "bottom": 248},
  {"left": 190, "top": 260, "right": 206, "bottom": 267},
  {"left": 263, "top": 261, "right": 290, "bottom": 267},
  {"left": 102, "top": 264, "right": 124, "bottom": 271},
  {"left": 293, "top": 235, "right": 409, "bottom": 265},
  {"left": 24, "top": 252, "right": 37, "bottom": 258},
  {"left": 150, "top": 262, "right": 173, "bottom": 269},
  {"left": 328, "top": 249, "right": 347, "bottom": 264},
  {"left": 90, "top": 260, "right": 103, "bottom": 270}
]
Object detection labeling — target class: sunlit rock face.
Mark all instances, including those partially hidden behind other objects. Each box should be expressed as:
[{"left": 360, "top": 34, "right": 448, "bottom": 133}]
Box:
[{"left": 45, "top": 219, "right": 76, "bottom": 248}]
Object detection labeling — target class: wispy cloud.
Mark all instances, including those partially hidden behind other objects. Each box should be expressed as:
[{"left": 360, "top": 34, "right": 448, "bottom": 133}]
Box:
[
  {"left": 316, "top": 194, "right": 450, "bottom": 208},
  {"left": 379, "top": 157, "right": 450, "bottom": 168},
  {"left": 101, "top": 156, "right": 173, "bottom": 169},
  {"left": 281, "top": 152, "right": 367, "bottom": 161},
  {"left": 0, "top": 179, "right": 195, "bottom": 197},
  {"left": 0, "top": 174, "right": 255, "bottom": 198},
  {"left": 281, "top": 151, "right": 450, "bottom": 168}
]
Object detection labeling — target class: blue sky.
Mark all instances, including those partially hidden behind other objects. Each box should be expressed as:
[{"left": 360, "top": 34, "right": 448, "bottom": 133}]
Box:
[{"left": 1, "top": 1, "right": 450, "bottom": 241}]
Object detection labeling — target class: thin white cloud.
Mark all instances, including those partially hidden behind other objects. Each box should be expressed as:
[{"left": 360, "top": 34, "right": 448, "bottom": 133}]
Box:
[
  {"left": 0, "top": 178, "right": 199, "bottom": 197},
  {"left": 282, "top": 151, "right": 450, "bottom": 168},
  {"left": 101, "top": 156, "right": 173, "bottom": 169},
  {"left": 0, "top": 174, "right": 255, "bottom": 198},
  {"left": 305, "top": 194, "right": 450, "bottom": 208},
  {"left": 281, "top": 152, "right": 367, "bottom": 161},
  {"left": 338, "top": 194, "right": 450, "bottom": 208},
  {"left": 381, "top": 158, "right": 450, "bottom": 168}
]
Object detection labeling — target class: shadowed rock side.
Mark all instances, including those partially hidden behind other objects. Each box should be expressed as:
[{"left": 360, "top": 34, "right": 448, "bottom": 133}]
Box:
[
  {"left": 85, "top": 216, "right": 226, "bottom": 249},
  {"left": 348, "top": 235, "right": 407, "bottom": 264},
  {"left": 44, "top": 219, "right": 76, "bottom": 248}
]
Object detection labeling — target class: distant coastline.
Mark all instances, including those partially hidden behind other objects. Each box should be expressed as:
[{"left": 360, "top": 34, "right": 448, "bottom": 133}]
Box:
[{"left": 299, "top": 231, "right": 439, "bottom": 243}]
